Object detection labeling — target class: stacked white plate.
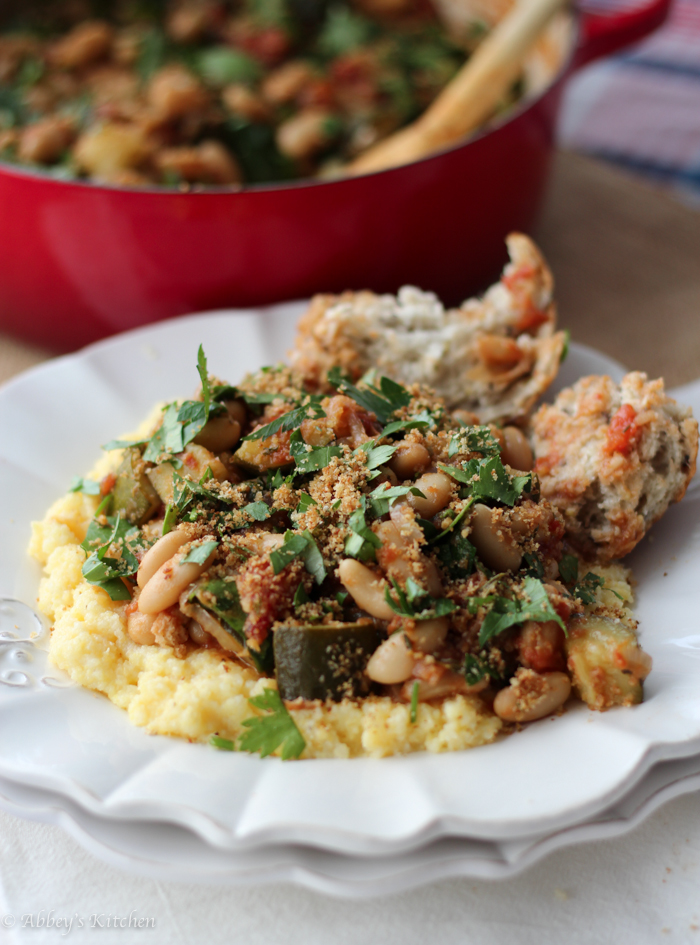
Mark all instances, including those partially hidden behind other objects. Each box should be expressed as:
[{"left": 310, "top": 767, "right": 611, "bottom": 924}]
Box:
[{"left": 1, "top": 307, "right": 699, "bottom": 897}]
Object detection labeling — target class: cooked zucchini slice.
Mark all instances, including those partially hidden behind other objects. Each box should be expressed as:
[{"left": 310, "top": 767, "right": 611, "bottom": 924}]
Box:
[
  {"left": 566, "top": 614, "right": 652, "bottom": 710},
  {"left": 274, "top": 622, "right": 382, "bottom": 702},
  {"left": 112, "top": 448, "right": 161, "bottom": 525}
]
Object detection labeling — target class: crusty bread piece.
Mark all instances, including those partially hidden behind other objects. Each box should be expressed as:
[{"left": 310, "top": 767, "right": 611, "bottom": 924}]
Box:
[
  {"left": 289, "top": 233, "right": 567, "bottom": 424},
  {"left": 532, "top": 372, "right": 699, "bottom": 561}
]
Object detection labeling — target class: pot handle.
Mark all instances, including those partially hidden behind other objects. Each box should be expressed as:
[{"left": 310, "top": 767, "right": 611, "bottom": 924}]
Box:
[{"left": 573, "top": 0, "right": 672, "bottom": 70}]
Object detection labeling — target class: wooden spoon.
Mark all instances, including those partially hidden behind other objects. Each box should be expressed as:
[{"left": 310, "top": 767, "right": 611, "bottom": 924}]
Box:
[{"left": 348, "top": 0, "right": 570, "bottom": 175}]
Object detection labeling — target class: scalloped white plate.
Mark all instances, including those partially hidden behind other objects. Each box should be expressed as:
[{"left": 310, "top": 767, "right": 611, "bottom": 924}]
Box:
[
  {"left": 0, "top": 753, "right": 698, "bottom": 894},
  {"left": 1, "top": 307, "right": 699, "bottom": 857}
]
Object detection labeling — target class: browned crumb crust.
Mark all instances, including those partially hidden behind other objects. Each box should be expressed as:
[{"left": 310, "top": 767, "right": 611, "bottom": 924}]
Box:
[{"left": 531, "top": 372, "right": 699, "bottom": 560}]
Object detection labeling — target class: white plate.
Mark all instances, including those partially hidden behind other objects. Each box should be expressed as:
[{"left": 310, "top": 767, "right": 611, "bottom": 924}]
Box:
[
  {"left": 0, "top": 754, "right": 698, "bottom": 895},
  {"left": 1, "top": 307, "right": 699, "bottom": 856}
]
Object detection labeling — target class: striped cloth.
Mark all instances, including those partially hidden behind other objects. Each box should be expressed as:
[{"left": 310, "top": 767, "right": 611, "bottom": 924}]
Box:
[{"left": 560, "top": 0, "right": 700, "bottom": 205}]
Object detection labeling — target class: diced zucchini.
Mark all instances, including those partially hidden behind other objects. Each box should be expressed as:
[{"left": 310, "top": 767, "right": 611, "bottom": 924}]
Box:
[
  {"left": 274, "top": 622, "right": 382, "bottom": 702},
  {"left": 566, "top": 614, "right": 652, "bottom": 710},
  {"left": 233, "top": 435, "right": 292, "bottom": 474},
  {"left": 147, "top": 461, "right": 177, "bottom": 505},
  {"left": 147, "top": 444, "right": 228, "bottom": 505},
  {"left": 190, "top": 578, "right": 272, "bottom": 673},
  {"left": 112, "top": 448, "right": 161, "bottom": 525}
]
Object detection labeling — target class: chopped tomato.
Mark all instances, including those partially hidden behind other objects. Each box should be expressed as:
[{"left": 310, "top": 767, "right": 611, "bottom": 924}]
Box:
[{"left": 605, "top": 404, "right": 641, "bottom": 454}]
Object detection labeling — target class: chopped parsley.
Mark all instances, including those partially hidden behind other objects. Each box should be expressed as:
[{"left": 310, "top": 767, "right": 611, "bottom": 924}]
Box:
[
  {"left": 269, "top": 530, "right": 327, "bottom": 584},
  {"left": 238, "top": 689, "right": 306, "bottom": 760},
  {"left": 557, "top": 555, "right": 621, "bottom": 604},
  {"left": 242, "top": 400, "right": 326, "bottom": 442},
  {"left": 80, "top": 507, "right": 144, "bottom": 601},
  {"left": 289, "top": 429, "right": 343, "bottom": 473},
  {"left": 327, "top": 367, "right": 411, "bottom": 424},
  {"left": 367, "top": 482, "right": 425, "bottom": 518},
  {"left": 103, "top": 346, "right": 225, "bottom": 460},
  {"left": 469, "top": 577, "right": 565, "bottom": 646},
  {"left": 438, "top": 456, "right": 532, "bottom": 507},
  {"left": 69, "top": 476, "right": 101, "bottom": 496},
  {"left": 297, "top": 493, "right": 318, "bottom": 514},
  {"left": 410, "top": 680, "right": 419, "bottom": 723},
  {"left": 384, "top": 576, "right": 456, "bottom": 621},
  {"left": 463, "top": 653, "right": 489, "bottom": 686},
  {"left": 381, "top": 410, "right": 435, "bottom": 438},
  {"left": 344, "top": 508, "right": 382, "bottom": 562},
  {"left": 448, "top": 426, "right": 501, "bottom": 458},
  {"left": 293, "top": 581, "right": 310, "bottom": 609},
  {"left": 181, "top": 539, "right": 219, "bottom": 566},
  {"left": 436, "top": 529, "right": 477, "bottom": 579},
  {"left": 558, "top": 554, "right": 579, "bottom": 585},
  {"left": 355, "top": 440, "right": 397, "bottom": 473}
]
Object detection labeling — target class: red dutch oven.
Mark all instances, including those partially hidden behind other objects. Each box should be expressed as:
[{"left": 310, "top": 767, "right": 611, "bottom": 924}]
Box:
[{"left": 0, "top": 0, "right": 671, "bottom": 352}]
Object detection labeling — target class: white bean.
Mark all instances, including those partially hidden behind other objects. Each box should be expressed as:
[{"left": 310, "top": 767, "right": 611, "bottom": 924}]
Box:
[
  {"left": 469, "top": 504, "right": 522, "bottom": 572},
  {"left": 366, "top": 633, "right": 415, "bottom": 684},
  {"left": 138, "top": 545, "right": 217, "bottom": 615},
  {"left": 389, "top": 442, "right": 430, "bottom": 480},
  {"left": 407, "top": 616, "right": 449, "bottom": 654},
  {"left": 501, "top": 426, "right": 534, "bottom": 472},
  {"left": 137, "top": 527, "right": 193, "bottom": 589},
  {"left": 375, "top": 521, "right": 442, "bottom": 597},
  {"left": 493, "top": 671, "right": 571, "bottom": 722},
  {"left": 194, "top": 415, "right": 241, "bottom": 453},
  {"left": 338, "top": 559, "right": 394, "bottom": 620},
  {"left": 407, "top": 471, "right": 453, "bottom": 518},
  {"left": 400, "top": 669, "right": 486, "bottom": 702}
]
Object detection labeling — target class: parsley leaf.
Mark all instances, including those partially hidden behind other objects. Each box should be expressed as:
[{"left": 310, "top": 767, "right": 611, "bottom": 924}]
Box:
[
  {"left": 162, "top": 503, "right": 178, "bottom": 535},
  {"left": 384, "top": 577, "right": 456, "bottom": 621},
  {"left": 557, "top": 557, "right": 622, "bottom": 605},
  {"left": 210, "top": 735, "right": 236, "bottom": 751},
  {"left": 269, "top": 530, "right": 327, "bottom": 584},
  {"left": 289, "top": 429, "right": 343, "bottom": 473},
  {"left": 410, "top": 680, "right": 419, "bottom": 724},
  {"left": 197, "top": 344, "right": 211, "bottom": 417},
  {"left": 293, "top": 581, "right": 310, "bottom": 610},
  {"left": 297, "top": 493, "right": 318, "bottom": 514},
  {"left": 464, "top": 653, "right": 490, "bottom": 686},
  {"left": 242, "top": 401, "right": 326, "bottom": 442},
  {"left": 471, "top": 577, "right": 565, "bottom": 647},
  {"left": 438, "top": 456, "right": 531, "bottom": 507},
  {"left": 558, "top": 554, "right": 579, "bottom": 585},
  {"left": 428, "top": 498, "right": 475, "bottom": 544},
  {"left": 69, "top": 476, "right": 101, "bottom": 496},
  {"left": 242, "top": 501, "right": 271, "bottom": 522},
  {"left": 80, "top": 512, "right": 143, "bottom": 600},
  {"left": 436, "top": 530, "right": 477, "bottom": 579},
  {"left": 355, "top": 440, "right": 397, "bottom": 471},
  {"left": 367, "top": 483, "right": 425, "bottom": 517},
  {"left": 572, "top": 572, "right": 606, "bottom": 605},
  {"left": 344, "top": 508, "right": 382, "bottom": 562},
  {"left": 327, "top": 367, "right": 411, "bottom": 424},
  {"left": 448, "top": 426, "right": 501, "bottom": 459},
  {"left": 238, "top": 688, "right": 306, "bottom": 760},
  {"left": 523, "top": 551, "right": 545, "bottom": 579},
  {"left": 381, "top": 411, "right": 434, "bottom": 438},
  {"left": 181, "top": 539, "right": 219, "bottom": 566}
]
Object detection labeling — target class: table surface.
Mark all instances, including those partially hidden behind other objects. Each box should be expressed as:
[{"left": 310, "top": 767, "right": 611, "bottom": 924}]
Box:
[{"left": 0, "top": 151, "right": 699, "bottom": 944}]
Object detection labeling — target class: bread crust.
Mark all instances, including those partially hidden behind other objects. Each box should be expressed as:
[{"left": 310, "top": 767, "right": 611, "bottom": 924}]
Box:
[
  {"left": 531, "top": 372, "right": 699, "bottom": 560},
  {"left": 289, "top": 233, "right": 566, "bottom": 424}
]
